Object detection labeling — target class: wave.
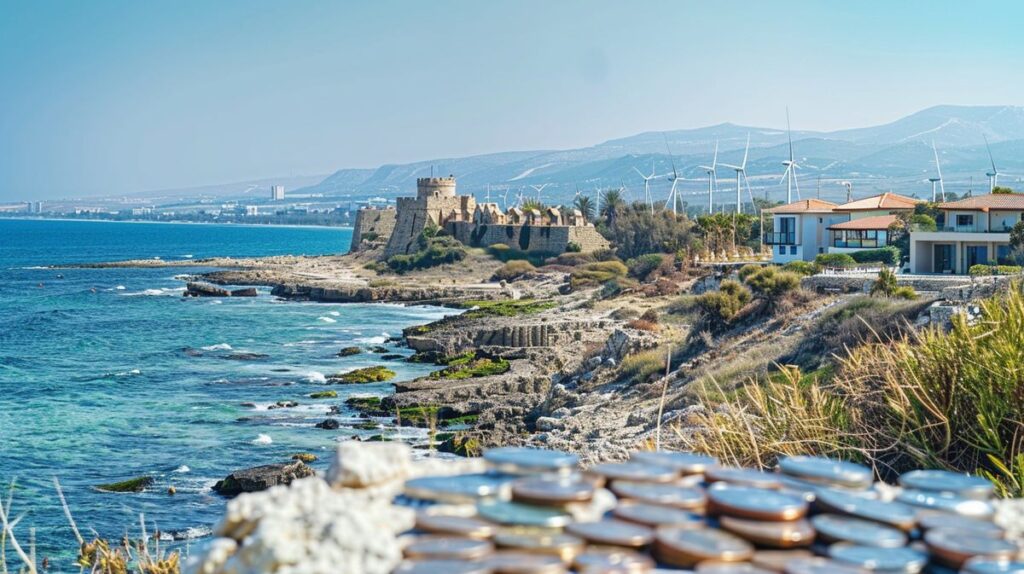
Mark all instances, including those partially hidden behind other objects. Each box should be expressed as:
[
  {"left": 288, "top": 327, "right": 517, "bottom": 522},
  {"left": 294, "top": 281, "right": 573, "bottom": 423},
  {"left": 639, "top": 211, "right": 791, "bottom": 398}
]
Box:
[
  {"left": 355, "top": 335, "right": 387, "bottom": 345},
  {"left": 318, "top": 316, "right": 337, "bottom": 323},
  {"left": 115, "top": 369, "right": 141, "bottom": 377},
  {"left": 173, "top": 465, "right": 191, "bottom": 473},
  {"left": 122, "top": 287, "right": 185, "bottom": 297},
  {"left": 182, "top": 254, "right": 194, "bottom": 259},
  {"left": 328, "top": 311, "right": 340, "bottom": 317},
  {"left": 305, "top": 371, "right": 327, "bottom": 384},
  {"left": 159, "top": 525, "right": 212, "bottom": 541},
  {"left": 201, "top": 343, "right": 233, "bottom": 351},
  {"left": 115, "top": 285, "right": 126, "bottom": 290},
  {"left": 252, "top": 433, "right": 272, "bottom": 445}
]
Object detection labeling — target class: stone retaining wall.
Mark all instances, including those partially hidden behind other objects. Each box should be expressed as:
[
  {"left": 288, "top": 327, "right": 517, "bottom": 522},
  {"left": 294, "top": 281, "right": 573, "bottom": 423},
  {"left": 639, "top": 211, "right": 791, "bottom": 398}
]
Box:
[{"left": 349, "top": 208, "right": 396, "bottom": 252}]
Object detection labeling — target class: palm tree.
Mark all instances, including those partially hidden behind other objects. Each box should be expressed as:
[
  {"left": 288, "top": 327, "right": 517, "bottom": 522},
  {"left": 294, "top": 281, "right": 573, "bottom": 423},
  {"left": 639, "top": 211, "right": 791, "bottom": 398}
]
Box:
[
  {"left": 871, "top": 267, "right": 898, "bottom": 297},
  {"left": 600, "top": 187, "right": 625, "bottom": 226},
  {"left": 572, "top": 195, "right": 595, "bottom": 223},
  {"left": 520, "top": 198, "right": 544, "bottom": 213}
]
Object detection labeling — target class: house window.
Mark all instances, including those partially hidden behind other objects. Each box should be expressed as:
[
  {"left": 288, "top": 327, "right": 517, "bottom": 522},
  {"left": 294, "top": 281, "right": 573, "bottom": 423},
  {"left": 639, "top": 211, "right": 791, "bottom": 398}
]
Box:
[
  {"left": 956, "top": 214, "right": 974, "bottom": 227},
  {"left": 778, "top": 246, "right": 785, "bottom": 255},
  {"left": 790, "top": 246, "right": 797, "bottom": 255}
]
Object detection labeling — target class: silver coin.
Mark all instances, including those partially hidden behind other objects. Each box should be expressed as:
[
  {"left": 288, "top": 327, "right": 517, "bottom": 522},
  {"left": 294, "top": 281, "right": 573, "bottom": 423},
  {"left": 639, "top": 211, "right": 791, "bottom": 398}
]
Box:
[
  {"left": 814, "top": 488, "right": 918, "bottom": 530},
  {"left": 705, "top": 467, "right": 783, "bottom": 489},
  {"left": 778, "top": 456, "right": 873, "bottom": 489},
  {"left": 811, "top": 514, "right": 907, "bottom": 548},
  {"left": 917, "top": 513, "right": 1004, "bottom": 538},
  {"left": 783, "top": 557, "right": 871, "bottom": 574},
  {"left": 629, "top": 451, "right": 719, "bottom": 474},
  {"left": 828, "top": 543, "right": 928, "bottom": 573},
  {"left": 476, "top": 499, "right": 572, "bottom": 528},
  {"left": 898, "top": 470, "right": 994, "bottom": 500},
  {"left": 589, "top": 461, "right": 680, "bottom": 483},
  {"left": 896, "top": 489, "right": 995, "bottom": 519},
  {"left": 484, "top": 447, "right": 579, "bottom": 474},
  {"left": 962, "top": 557, "right": 1024, "bottom": 574},
  {"left": 707, "top": 484, "right": 808, "bottom": 521},
  {"left": 404, "top": 473, "right": 511, "bottom": 503}
]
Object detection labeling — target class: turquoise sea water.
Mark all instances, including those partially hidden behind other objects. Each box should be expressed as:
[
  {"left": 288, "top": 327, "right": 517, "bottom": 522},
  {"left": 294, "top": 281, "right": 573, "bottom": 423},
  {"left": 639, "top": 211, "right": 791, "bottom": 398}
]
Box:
[{"left": 0, "top": 219, "right": 456, "bottom": 565}]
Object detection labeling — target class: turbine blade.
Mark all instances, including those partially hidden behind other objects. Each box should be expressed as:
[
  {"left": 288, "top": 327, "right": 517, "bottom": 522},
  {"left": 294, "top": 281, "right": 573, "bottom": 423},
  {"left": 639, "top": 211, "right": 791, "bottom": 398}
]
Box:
[
  {"left": 786, "top": 107, "right": 795, "bottom": 162},
  {"left": 742, "top": 133, "right": 750, "bottom": 169},
  {"left": 633, "top": 167, "right": 646, "bottom": 178},
  {"left": 984, "top": 134, "right": 998, "bottom": 173}
]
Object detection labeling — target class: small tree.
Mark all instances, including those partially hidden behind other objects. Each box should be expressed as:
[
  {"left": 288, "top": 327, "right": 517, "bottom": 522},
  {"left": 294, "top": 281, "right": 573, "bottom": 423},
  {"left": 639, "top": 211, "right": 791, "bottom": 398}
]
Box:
[
  {"left": 572, "top": 195, "right": 595, "bottom": 223},
  {"left": 870, "top": 267, "right": 898, "bottom": 297},
  {"left": 992, "top": 186, "right": 1016, "bottom": 194}
]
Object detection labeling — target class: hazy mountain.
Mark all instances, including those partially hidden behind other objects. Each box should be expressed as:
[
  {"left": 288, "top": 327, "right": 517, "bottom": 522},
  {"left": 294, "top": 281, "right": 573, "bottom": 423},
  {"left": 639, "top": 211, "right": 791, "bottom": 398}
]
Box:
[{"left": 296, "top": 105, "right": 1024, "bottom": 205}]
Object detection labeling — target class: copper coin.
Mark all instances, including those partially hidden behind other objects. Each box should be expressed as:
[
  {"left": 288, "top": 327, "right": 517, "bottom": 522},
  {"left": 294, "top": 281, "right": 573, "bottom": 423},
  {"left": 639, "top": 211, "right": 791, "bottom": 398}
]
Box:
[
  {"left": 393, "top": 559, "right": 492, "bottom": 574},
  {"left": 783, "top": 557, "right": 869, "bottom": 574},
  {"left": 810, "top": 514, "right": 907, "bottom": 548},
  {"left": 827, "top": 543, "right": 928, "bottom": 573},
  {"left": 751, "top": 549, "right": 815, "bottom": 572},
  {"left": 477, "top": 499, "right": 572, "bottom": 528},
  {"left": 718, "top": 516, "right": 815, "bottom": 548},
  {"left": 898, "top": 470, "right": 994, "bottom": 500},
  {"left": 896, "top": 489, "right": 995, "bottom": 519},
  {"left": 612, "top": 500, "right": 705, "bottom": 528},
  {"left": 696, "top": 562, "right": 776, "bottom": 574},
  {"left": 572, "top": 547, "right": 655, "bottom": 573},
  {"left": 777, "top": 456, "right": 873, "bottom": 489},
  {"left": 813, "top": 488, "right": 917, "bottom": 531},
  {"left": 610, "top": 480, "right": 707, "bottom": 510},
  {"left": 961, "top": 557, "right": 1024, "bottom": 574},
  {"left": 705, "top": 467, "right": 783, "bottom": 489},
  {"left": 565, "top": 519, "right": 654, "bottom": 548},
  {"left": 493, "top": 528, "right": 585, "bottom": 562},
  {"left": 404, "top": 473, "right": 511, "bottom": 503},
  {"left": 485, "top": 447, "right": 579, "bottom": 475},
  {"left": 415, "top": 513, "right": 497, "bottom": 539},
  {"left": 403, "top": 536, "right": 494, "bottom": 560},
  {"left": 707, "top": 484, "right": 808, "bottom": 521},
  {"left": 588, "top": 462, "right": 679, "bottom": 483},
  {"left": 629, "top": 451, "right": 719, "bottom": 475},
  {"left": 924, "top": 528, "right": 1018, "bottom": 569},
  {"left": 654, "top": 526, "right": 755, "bottom": 568},
  {"left": 917, "top": 513, "right": 1004, "bottom": 538},
  {"left": 511, "top": 476, "right": 594, "bottom": 506},
  {"left": 485, "top": 550, "right": 568, "bottom": 573}
]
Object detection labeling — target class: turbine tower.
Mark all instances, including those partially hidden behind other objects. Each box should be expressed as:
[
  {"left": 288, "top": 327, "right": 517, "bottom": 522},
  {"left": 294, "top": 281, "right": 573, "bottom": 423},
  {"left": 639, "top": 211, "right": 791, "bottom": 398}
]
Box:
[
  {"left": 930, "top": 141, "right": 946, "bottom": 202},
  {"left": 632, "top": 160, "right": 660, "bottom": 214},
  {"left": 663, "top": 136, "right": 684, "bottom": 215},
  {"left": 529, "top": 183, "right": 550, "bottom": 203},
  {"left": 780, "top": 109, "right": 801, "bottom": 203},
  {"left": 840, "top": 181, "right": 853, "bottom": 203},
  {"left": 720, "top": 134, "right": 752, "bottom": 214},
  {"left": 698, "top": 141, "right": 719, "bottom": 214},
  {"left": 984, "top": 134, "right": 1000, "bottom": 191}
]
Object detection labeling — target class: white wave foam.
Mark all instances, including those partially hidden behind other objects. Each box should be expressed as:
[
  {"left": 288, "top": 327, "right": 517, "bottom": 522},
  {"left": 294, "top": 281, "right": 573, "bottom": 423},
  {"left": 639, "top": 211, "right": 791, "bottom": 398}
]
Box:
[
  {"left": 159, "top": 525, "right": 212, "bottom": 541},
  {"left": 305, "top": 371, "right": 327, "bottom": 384},
  {"left": 174, "top": 465, "right": 191, "bottom": 473},
  {"left": 123, "top": 287, "right": 185, "bottom": 297},
  {"left": 115, "top": 285, "right": 126, "bottom": 290},
  {"left": 208, "top": 300, "right": 222, "bottom": 305},
  {"left": 318, "top": 316, "right": 337, "bottom": 323},
  {"left": 115, "top": 369, "right": 141, "bottom": 377},
  {"left": 355, "top": 335, "right": 387, "bottom": 345},
  {"left": 182, "top": 254, "right": 194, "bottom": 259},
  {"left": 252, "top": 434, "right": 273, "bottom": 445},
  {"left": 201, "top": 343, "right": 233, "bottom": 351}
]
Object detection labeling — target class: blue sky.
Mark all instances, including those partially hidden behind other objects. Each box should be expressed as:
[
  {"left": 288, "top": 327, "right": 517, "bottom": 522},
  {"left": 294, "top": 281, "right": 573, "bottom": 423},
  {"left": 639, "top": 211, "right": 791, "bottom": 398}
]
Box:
[{"left": 2, "top": 1, "right": 1023, "bottom": 200}]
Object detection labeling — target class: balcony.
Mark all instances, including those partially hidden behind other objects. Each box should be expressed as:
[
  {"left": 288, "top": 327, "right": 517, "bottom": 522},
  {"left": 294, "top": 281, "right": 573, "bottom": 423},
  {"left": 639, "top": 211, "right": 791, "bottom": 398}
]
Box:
[
  {"left": 763, "top": 232, "right": 796, "bottom": 245},
  {"left": 832, "top": 239, "right": 880, "bottom": 249}
]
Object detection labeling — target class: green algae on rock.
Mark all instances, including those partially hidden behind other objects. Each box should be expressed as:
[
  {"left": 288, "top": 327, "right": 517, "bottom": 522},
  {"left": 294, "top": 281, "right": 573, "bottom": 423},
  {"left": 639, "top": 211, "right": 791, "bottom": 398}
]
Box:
[
  {"left": 329, "top": 366, "right": 396, "bottom": 384},
  {"left": 95, "top": 476, "right": 154, "bottom": 493}
]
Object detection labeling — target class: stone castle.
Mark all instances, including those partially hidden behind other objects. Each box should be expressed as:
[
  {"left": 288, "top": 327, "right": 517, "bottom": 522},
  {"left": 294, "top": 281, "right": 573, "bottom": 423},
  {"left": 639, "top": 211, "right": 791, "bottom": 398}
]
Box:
[{"left": 350, "top": 177, "right": 609, "bottom": 256}]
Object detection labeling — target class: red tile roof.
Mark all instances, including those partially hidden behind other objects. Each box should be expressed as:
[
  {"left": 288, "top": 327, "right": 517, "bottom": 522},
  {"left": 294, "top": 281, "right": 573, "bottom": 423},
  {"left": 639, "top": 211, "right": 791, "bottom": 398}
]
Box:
[
  {"left": 834, "top": 192, "right": 921, "bottom": 211},
  {"left": 765, "top": 199, "right": 837, "bottom": 214},
  {"left": 828, "top": 214, "right": 899, "bottom": 231},
  {"left": 937, "top": 193, "right": 1024, "bottom": 211}
]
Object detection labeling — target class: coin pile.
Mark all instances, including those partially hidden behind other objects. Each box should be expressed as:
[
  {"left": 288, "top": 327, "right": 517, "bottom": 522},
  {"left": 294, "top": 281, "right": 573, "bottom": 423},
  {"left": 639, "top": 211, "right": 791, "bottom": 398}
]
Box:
[{"left": 393, "top": 448, "right": 1021, "bottom": 573}]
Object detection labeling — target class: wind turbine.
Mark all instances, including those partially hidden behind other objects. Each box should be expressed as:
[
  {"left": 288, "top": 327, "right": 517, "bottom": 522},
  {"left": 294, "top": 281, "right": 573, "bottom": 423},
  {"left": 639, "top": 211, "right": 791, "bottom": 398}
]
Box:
[
  {"left": 529, "top": 183, "right": 550, "bottom": 203},
  {"left": 984, "top": 134, "right": 1000, "bottom": 192},
  {"left": 720, "top": 134, "right": 752, "bottom": 214},
  {"left": 930, "top": 141, "right": 946, "bottom": 202},
  {"left": 502, "top": 187, "right": 511, "bottom": 210},
  {"left": 780, "top": 109, "right": 801, "bottom": 203},
  {"left": 840, "top": 181, "right": 853, "bottom": 203},
  {"left": 663, "top": 135, "right": 687, "bottom": 215},
  {"left": 633, "top": 160, "right": 660, "bottom": 214},
  {"left": 698, "top": 141, "right": 719, "bottom": 213}
]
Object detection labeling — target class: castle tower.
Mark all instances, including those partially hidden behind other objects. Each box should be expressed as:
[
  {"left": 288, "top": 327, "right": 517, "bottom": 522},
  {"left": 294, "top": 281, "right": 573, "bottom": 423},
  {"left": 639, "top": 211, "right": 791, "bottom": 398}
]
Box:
[{"left": 417, "top": 176, "right": 457, "bottom": 199}]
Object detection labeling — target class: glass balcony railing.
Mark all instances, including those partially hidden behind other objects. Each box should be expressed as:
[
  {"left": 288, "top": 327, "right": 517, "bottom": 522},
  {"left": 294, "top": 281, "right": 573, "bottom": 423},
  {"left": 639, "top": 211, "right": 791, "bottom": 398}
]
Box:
[
  {"left": 935, "top": 225, "right": 1013, "bottom": 233},
  {"left": 763, "top": 232, "right": 796, "bottom": 245},
  {"left": 832, "top": 239, "right": 880, "bottom": 249}
]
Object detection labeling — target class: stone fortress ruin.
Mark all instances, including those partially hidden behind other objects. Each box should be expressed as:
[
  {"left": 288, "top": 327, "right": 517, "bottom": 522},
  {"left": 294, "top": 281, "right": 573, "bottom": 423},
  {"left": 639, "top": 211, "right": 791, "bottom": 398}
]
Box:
[{"left": 350, "top": 176, "right": 609, "bottom": 256}]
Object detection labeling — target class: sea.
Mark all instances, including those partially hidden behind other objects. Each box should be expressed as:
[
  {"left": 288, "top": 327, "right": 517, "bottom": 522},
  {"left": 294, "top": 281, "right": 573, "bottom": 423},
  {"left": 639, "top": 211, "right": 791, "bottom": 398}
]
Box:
[{"left": 0, "top": 219, "right": 457, "bottom": 565}]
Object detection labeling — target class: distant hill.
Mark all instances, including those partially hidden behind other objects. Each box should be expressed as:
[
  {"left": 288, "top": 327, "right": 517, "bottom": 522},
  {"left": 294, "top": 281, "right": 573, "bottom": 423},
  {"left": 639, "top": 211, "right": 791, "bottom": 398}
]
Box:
[{"left": 296, "top": 105, "right": 1024, "bottom": 205}]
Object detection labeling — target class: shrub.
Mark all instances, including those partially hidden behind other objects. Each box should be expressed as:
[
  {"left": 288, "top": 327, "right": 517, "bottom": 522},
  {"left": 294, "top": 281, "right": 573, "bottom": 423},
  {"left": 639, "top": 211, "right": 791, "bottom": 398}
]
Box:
[
  {"left": 549, "top": 252, "right": 594, "bottom": 266},
  {"left": 492, "top": 260, "right": 536, "bottom": 282},
  {"left": 815, "top": 253, "right": 856, "bottom": 268},
  {"left": 619, "top": 348, "right": 666, "bottom": 384},
  {"left": 893, "top": 285, "right": 917, "bottom": 300},
  {"left": 743, "top": 267, "right": 801, "bottom": 301},
  {"left": 386, "top": 232, "right": 467, "bottom": 272},
  {"left": 429, "top": 357, "right": 510, "bottom": 379},
  {"left": 783, "top": 261, "right": 820, "bottom": 276},
  {"left": 969, "top": 264, "right": 1023, "bottom": 277},
  {"left": 625, "top": 319, "right": 658, "bottom": 332},
  {"left": 566, "top": 241, "right": 582, "bottom": 253},
  {"left": 458, "top": 298, "right": 557, "bottom": 318},
  {"left": 570, "top": 260, "right": 629, "bottom": 288},
  {"left": 627, "top": 253, "right": 673, "bottom": 281},
  {"left": 870, "top": 267, "right": 898, "bottom": 297},
  {"left": 738, "top": 264, "right": 761, "bottom": 281},
  {"left": 696, "top": 279, "right": 752, "bottom": 324},
  {"left": 849, "top": 247, "right": 901, "bottom": 266},
  {"left": 640, "top": 308, "right": 659, "bottom": 323}
]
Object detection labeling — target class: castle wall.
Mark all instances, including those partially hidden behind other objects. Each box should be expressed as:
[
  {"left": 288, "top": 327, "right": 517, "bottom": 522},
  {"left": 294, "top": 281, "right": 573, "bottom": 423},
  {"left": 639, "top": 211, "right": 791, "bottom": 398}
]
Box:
[
  {"left": 385, "top": 195, "right": 476, "bottom": 256},
  {"left": 447, "top": 221, "right": 609, "bottom": 254},
  {"left": 350, "top": 207, "right": 396, "bottom": 252}
]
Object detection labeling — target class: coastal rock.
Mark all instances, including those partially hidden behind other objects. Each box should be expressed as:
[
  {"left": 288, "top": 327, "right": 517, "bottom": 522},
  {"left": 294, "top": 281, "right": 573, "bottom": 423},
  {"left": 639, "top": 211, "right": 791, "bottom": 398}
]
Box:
[
  {"left": 326, "top": 441, "right": 412, "bottom": 488},
  {"left": 535, "top": 416, "right": 561, "bottom": 432},
  {"left": 230, "top": 287, "right": 258, "bottom": 297},
  {"left": 185, "top": 282, "right": 230, "bottom": 297},
  {"left": 96, "top": 475, "right": 154, "bottom": 493},
  {"left": 267, "top": 400, "right": 298, "bottom": 410},
  {"left": 315, "top": 418, "right": 341, "bottom": 430},
  {"left": 212, "top": 461, "right": 315, "bottom": 496}
]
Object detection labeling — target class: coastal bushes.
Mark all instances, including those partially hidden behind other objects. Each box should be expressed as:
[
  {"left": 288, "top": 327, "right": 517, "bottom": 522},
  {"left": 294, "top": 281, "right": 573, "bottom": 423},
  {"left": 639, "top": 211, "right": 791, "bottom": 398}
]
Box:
[
  {"left": 569, "top": 260, "right": 628, "bottom": 288},
  {"left": 742, "top": 266, "right": 801, "bottom": 306},
  {"left": 849, "top": 246, "right": 901, "bottom": 266},
  {"left": 492, "top": 260, "right": 536, "bottom": 282},
  {"left": 695, "top": 280, "right": 751, "bottom": 324},
  {"left": 458, "top": 298, "right": 557, "bottom": 318},
  {"left": 626, "top": 253, "right": 674, "bottom": 281},
  {"left": 814, "top": 253, "right": 856, "bottom": 268},
  {"left": 386, "top": 228, "right": 466, "bottom": 272},
  {"left": 599, "top": 203, "right": 696, "bottom": 260},
  {"left": 782, "top": 261, "right": 820, "bottom": 276},
  {"left": 329, "top": 366, "right": 396, "bottom": 384},
  {"left": 429, "top": 355, "right": 510, "bottom": 379},
  {"left": 619, "top": 348, "right": 666, "bottom": 385},
  {"left": 969, "top": 264, "right": 1023, "bottom": 276}
]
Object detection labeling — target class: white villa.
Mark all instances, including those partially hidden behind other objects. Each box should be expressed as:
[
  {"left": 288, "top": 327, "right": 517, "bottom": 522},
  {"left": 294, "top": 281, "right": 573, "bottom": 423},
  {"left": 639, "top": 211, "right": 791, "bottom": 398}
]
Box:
[
  {"left": 764, "top": 193, "right": 920, "bottom": 263},
  {"left": 909, "top": 193, "right": 1024, "bottom": 274}
]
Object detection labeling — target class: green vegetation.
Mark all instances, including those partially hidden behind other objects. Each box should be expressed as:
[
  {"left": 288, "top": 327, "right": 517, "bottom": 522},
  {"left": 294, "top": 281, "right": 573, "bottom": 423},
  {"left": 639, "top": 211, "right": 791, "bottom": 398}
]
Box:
[
  {"left": 291, "top": 453, "right": 318, "bottom": 463},
  {"left": 437, "top": 433, "right": 482, "bottom": 457},
  {"left": 345, "top": 396, "right": 387, "bottom": 416},
  {"left": 737, "top": 264, "right": 762, "bottom": 281},
  {"left": 695, "top": 279, "right": 752, "bottom": 324},
  {"left": 429, "top": 356, "right": 511, "bottom": 379},
  {"left": 330, "top": 366, "right": 396, "bottom": 384},
  {"left": 742, "top": 266, "right": 801, "bottom": 307},
  {"left": 336, "top": 346, "right": 361, "bottom": 357},
  {"left": 696, "top": 212, "right": 760, "bottom": 257},
  {"left": 869, "top": 268, "right": 917, "bottom": 300},
  {"left": 782, "top": 261, "right": 820, "bottom": 276},
  {"left": 354, "top": 421, "right": 379, "bottom": 430},
  {"left": 492, "top": 260, "right": 536, "bottom": 282},
  {"left": 599, "top": 203, "right": 695, "bottom": 259},
  {"left": 993, "top": 186, "right": 1016, "bottom": 194},
  {"left": 95, "top": 476, "right": 154, "bottom": 493},
  {"left": 572, "top": 195, "right": 595, "bottom": 222},
  {"left": 457, "top": 298, "right": 557, "bottom": 319},
  {"left": 626, "top": 253, "right": 675, "bottom": 282},
  {"left": 569, "top": 260, "right": 629, "bottom": 288},
  {"left": 309, "top": 390, "right": 338, "bottom": 399},
  {"left": 386, "top": 225, "right": 467, "bottom": 273},
  {"left": 619, "top": 348, "right": 666, "bottom": 385},
  {"left": 849, "top": 246, "right": 901, "bottom": 266},
  {"left": 970, "top": 264, "right": 1023, "bottom": 276},
  {"left": 680, "top": 284, "right": 1024, "bottom": 496},
  {"left": 815, "top": 253, "right": 856, "bottom": 268}
]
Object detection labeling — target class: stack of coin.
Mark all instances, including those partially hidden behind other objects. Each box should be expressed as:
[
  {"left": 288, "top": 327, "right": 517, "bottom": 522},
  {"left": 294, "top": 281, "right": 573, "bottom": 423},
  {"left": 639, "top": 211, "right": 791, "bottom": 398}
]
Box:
[
  {"left": 629, "top": 450, "right": 719, "bottom": 476},
  {"left": 485, "top": 447, "right": 581, "bottom": 476}
]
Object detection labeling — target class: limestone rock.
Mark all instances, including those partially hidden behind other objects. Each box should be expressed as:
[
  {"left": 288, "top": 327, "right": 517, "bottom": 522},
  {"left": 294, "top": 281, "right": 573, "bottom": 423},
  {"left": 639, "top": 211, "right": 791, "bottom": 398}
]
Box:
[
  {"left": 535, "top": 416, "right": 561, "bottom": 432},
  {"left": 185, "top": 282, "right": 230, "bottom": 297},
  {"left": 326, "top": 441, "right": 412, "bottom": 488},
  {"left": 230, "top": 288, "right": 258, "bottom": 297},
  {"left": 212, "top": 461, "right": 315, "bottom": 496}
]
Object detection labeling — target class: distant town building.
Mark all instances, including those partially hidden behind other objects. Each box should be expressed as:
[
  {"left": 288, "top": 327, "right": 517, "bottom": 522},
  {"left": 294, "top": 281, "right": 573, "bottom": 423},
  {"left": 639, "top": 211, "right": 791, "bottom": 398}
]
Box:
[
  {"left": 271, "top": 185, "right": 285, "bottom": 201},
  {"left": 245, "top": 205, "right": 260, "bottom": 216},
  {"left": 29, "top": 201, "right": 43, "bottom": 214}
]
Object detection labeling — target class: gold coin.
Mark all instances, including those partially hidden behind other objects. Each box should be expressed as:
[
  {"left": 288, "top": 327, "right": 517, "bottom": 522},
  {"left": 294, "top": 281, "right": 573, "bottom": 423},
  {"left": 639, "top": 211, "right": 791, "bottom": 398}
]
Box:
[
  {"left": 923, "top": 528, "right": 1018, "bottom": 569},
  {"left": 610, "top": 480, "right": 706, "bottom": 510},
  {"left": 403, "top": 535, "right": 494, "bottom": 560},
  {"left": 565, "top": 519, "right": 655, "bottom": 548},
  {"left": 718, "top": 516, "right": 815, "bottom": 548},
  {"left": 493, "top": 528, "right": 585, "bottom": 562},
  {"left": 485, "top": 550, "right": 568, "bottom": 573},
  {"left": 415, "top": 513, "right": 497, "bottom": 539},
  {"left": 588, "top": 462, "right": 679, "bottom": 483},
  {"left": 629, "top": 451, "right": 719, "bottom": 475},
  {"left": 511, "top": 476, "right": 595, "bottom": 506},
  {"left": 572, "top": 547, "right": 655, "bottom": 574},
  {"left": 707, "top": 484, "right": 808, "bottom": 521},
  {"left": 654, "top": 526, "right": 754, "bottom": 568},
  {"left": 705, "top": 467, "right": 783, "bottom": 489},
  {"left": 750, "top": 549, "right": 815, "bottom": 572},
  {"left": 612, "top": 500, "right": 704, "bottom": 528}
]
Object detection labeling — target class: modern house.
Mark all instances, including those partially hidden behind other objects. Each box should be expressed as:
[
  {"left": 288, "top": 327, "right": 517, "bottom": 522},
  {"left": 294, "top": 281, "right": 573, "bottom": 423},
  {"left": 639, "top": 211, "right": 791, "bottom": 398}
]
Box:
[
  {"left": 909, "top": 194, "right": 1024, "bottom": 274},
  {"left": 764, "top": 193, "right": 920, "bottom": 263}
]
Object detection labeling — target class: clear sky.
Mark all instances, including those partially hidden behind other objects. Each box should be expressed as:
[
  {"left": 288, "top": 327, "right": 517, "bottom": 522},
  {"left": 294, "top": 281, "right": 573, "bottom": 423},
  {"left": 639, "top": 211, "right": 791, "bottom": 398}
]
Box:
[{"left": 2, "top": 0, "right": 1022, "bottom": 201}]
